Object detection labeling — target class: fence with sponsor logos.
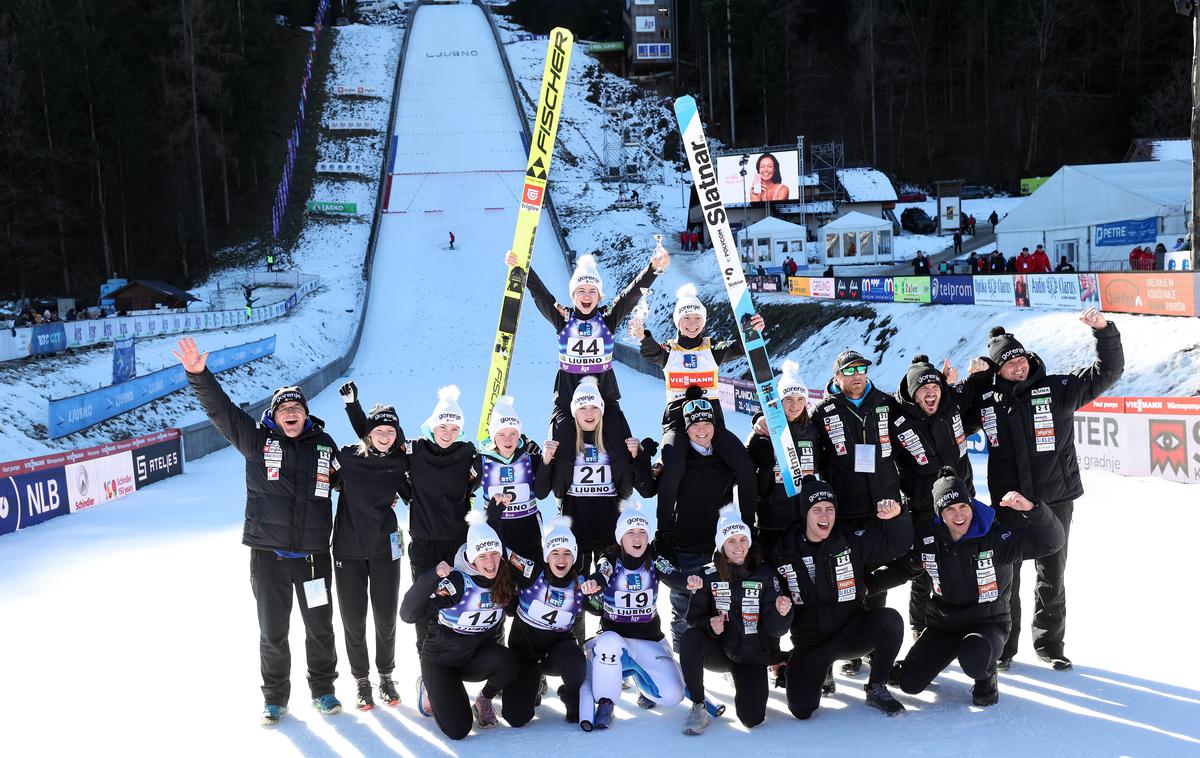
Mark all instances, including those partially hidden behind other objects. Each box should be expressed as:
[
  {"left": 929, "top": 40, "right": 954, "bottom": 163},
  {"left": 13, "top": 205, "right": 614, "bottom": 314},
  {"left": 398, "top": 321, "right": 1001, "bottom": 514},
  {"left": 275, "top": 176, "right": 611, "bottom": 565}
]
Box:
[
  {"left": 0, "top": 429, "right": 184, "bottom": 537},
  {"left": 0, "top": 272, "right": 318, "bottom": 363},
  {"left": 717, "top": 379, "right": 1198, "bottom": 486},
  {"left": 48, "top": 336, "right": 276, "bottom": 438},
  {"left": 778, "top": 272, "right": 1197, "bottom": 317}
]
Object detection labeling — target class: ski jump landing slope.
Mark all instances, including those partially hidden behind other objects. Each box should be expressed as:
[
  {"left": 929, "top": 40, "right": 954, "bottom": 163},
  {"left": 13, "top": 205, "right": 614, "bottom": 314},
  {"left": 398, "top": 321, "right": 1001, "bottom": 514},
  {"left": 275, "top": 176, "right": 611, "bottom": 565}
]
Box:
[{"left": 0, "top": 4, "right": 1198, "bottom": 756}]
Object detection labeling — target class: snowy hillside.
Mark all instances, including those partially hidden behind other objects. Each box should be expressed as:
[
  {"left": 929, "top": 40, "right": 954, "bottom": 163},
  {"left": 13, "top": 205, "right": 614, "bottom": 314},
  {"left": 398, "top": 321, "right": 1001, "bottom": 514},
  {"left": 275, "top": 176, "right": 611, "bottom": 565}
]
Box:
[{"left": 0, "top": 24, "right": 402, "bottom": 462}]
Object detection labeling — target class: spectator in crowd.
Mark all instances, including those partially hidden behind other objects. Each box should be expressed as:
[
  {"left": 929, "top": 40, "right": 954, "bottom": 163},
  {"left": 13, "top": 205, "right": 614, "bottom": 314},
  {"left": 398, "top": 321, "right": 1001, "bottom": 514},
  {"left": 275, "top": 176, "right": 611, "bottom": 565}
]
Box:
[
  {"left": 680, "top": 230, "right": 690, "bottom": 250},
  {"left": 630, "top": 189, "right": 639, "bottom": 204},
  {"left": 1015, "top": 249, "right": 1033, "bottom": 273},
  {"left": 691, "top": 231, "right": 701, "bottom": 251},
  {"left": 1154, "top": 242, "right": 1167, "bottom": 269},
  {"left": 968, "top": 251, "right": 979, "bottom": 272},
  {"left": 1005, "top": 256, "right": 1017, "bottom": 273},
  {"left": 968, "top": 215, "right": 977, "bottom": 235},
  {"left": 937, "top": 260, "right": 950, "bottom": 275},
  {"left": 1173, "top": 237, "right": 1186, "bottom": 251},
  {"left": 912, "top": 251, "right": 930, "bottom": 275},
  {"left": 823, "top": 265, "right": 835, "bottom": 278},
  {"left": 953, "top": 230, "right": 963, "bottom": 255},
  {"left": 1032, "top": 244, "right": 1051, "bottom": 273},
  {"left": 988, "top": 210, "right": 999, "bottom": 228},
  {"left": 1056, "top": 257, "right": 1075, "bottom": 272},
  {"left": 989, "top": 250, "right": 1005, "bottom": 272},
  {"left": 1129, "top": 246, "right": 1152, "bottom": 271}
]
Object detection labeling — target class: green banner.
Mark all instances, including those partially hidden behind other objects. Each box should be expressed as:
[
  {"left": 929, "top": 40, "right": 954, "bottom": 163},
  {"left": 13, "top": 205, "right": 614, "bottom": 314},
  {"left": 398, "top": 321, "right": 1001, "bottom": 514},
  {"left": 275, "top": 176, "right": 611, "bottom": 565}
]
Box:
[
  {"left": 306, "top": 201, "right": 357, "bottom": 214},
  {"left": 894, "top": 276, "right": 931, "bottom": 303},
  {"left": 1020, "top": 176, "right": 1049, "bottom": 195},
  {"left": 583, "top": 41, "right": 624, "bottom": 52}
]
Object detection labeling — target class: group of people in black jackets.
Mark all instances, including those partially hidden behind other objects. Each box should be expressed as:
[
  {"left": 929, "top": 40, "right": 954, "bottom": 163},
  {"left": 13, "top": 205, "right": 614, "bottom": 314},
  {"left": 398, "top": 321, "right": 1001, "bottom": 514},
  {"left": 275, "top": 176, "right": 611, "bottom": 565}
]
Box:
[{"left": 173, "top": 239, "right": 1123, "bottom": 739}]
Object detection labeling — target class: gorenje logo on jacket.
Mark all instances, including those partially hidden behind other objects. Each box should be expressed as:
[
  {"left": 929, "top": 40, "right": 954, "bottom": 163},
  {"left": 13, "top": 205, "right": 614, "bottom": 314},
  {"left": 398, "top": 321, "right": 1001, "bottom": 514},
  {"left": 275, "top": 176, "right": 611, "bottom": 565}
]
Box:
[{"left": 558, "top": 314, "right": 614, "bottom": 374}]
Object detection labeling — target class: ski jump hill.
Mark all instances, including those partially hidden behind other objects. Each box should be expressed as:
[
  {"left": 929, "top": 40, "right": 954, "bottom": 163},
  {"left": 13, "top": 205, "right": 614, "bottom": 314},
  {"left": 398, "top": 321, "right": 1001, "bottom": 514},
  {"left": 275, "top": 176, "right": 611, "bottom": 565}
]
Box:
[{"left": 0, "top": 3, "right": 1197, "bottom": 756}]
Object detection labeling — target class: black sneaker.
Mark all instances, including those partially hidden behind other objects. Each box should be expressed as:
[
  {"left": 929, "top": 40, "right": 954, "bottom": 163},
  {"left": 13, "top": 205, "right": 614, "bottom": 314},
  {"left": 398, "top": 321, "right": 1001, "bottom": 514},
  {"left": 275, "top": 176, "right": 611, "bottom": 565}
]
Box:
[
  {"left": 821, "top": 665, "right": 836, "bottom": 695},
  {"left": 996, "top": 657, "right": 1013, "bottom": 672},
  {"left": 840, "top": 658, "right": 863, "bottom": 676},
  {"left": 972, "top": 674, "right": 999, "bottom": 707},
  {"left": 593, "top": 697, "right": 615, "bottom": 729},
  {"left": 378, "top": 674, "right": 400, "bottom": 707},
  {"left": 355, "top": 678, "right": 375, "bottom": 711},
  {"left": 864, "top": 683, "right": 905, "bottom": 716},
  {"left": 1036, "top": 651, "right": 1073, "bottom": 671}
]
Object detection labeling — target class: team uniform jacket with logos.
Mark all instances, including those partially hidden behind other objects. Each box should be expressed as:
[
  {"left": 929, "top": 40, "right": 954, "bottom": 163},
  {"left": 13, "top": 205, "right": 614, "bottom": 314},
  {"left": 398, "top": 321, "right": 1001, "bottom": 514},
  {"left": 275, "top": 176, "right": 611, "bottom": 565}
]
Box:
[
  {"left": 961, "top": 324, "right": 1123, "bottom": 507},
  {"left": 399, "top": 550, "right": 508, "bottom": 666},
  {"left": 746, "top": 412, "right": 822, "bottom": 531},
  {"left": 687, "top": 559, "right": 793, "bottom": 665},
  {"left": 640, "top": 330, "right": 742, "bottom": 424},
  {"left": 188, "top": 368, "right": 339, "bottom": 553},
  {"left": 537, "top": 429, "right": 656, "bottom": 547},
  {"left": 525, "top": 264, "right": 661, "bottom": 415},
  {"left": 892, "top": 501, "right": 1065, "bottom": 633},
  {"left": 892, "top": 381, "right": 978, "bottom": 517},
  {"left": 813, "top": 384, "right": 904, "bottom": 519},
  {"left": 476, "top": 437, "right": 552, "bottom": 556},
  {"left": 588, "top": 546, "right": 690, "bottom": 642},
  {"left": 773, "top": 511, "right": 913, "bottom": 645},
  {"left": 654, "top": 442, "right": 758, "bottom": 556},
  {"left": 505, "top": 551, "right": 589, "bottom": 659}
]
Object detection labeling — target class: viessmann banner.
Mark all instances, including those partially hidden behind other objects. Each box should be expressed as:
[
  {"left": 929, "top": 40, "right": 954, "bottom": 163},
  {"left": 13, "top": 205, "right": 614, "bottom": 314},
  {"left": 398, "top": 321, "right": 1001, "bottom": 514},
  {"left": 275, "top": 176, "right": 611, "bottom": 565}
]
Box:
[{"left": 0, "top": 429, "right": 183, "bottom": 537}]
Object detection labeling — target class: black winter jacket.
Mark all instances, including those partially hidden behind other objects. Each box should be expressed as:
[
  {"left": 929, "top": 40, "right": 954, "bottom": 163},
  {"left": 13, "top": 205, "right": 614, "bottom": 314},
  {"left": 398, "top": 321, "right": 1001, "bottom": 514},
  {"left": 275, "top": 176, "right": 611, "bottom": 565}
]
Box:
[
  {"left": 892, "top": 380, "right": 978, "bottom": 517},
  {"left": 813, "top": 383, "right": 903, "bottom": 518},
  {"left": 332, "top": 446, "right": 408, "bottom": 560},
  {"left": 773, "top": 510, "right": 913, "bottom": 646},
  {"left": 746, "top": 411, "right": 822, "bottom": 532},
  {"left": 895, "top": 501, "right": 1064, "bottom": 633},
  {"left": 687, "top": 557, "right": 793, "bottom": 665},
  {"left": 655, "top": 442, "right": 757, "bottom": 556},
  {"left": 402, "top": 437, "right": 479, "bottom": 542},
  {"left": 961, "top": 323, "right": 1123, "bottom": 508},
  {"left": 188, "top": 369, "right": 338, "bottom": 553}
]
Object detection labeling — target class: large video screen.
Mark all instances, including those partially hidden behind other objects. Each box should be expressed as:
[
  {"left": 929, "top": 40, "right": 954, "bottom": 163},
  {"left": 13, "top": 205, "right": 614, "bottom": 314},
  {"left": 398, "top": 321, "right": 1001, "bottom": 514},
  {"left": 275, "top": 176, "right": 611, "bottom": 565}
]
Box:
[{"left": 716, "top": 149, "right": 800, "bottom": 207}]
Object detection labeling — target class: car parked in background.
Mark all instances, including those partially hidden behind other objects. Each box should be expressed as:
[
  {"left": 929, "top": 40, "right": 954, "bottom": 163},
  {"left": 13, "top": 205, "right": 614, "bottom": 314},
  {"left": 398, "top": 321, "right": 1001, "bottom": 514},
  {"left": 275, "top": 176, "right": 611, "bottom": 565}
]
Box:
[
  {"left": 897, "top": 188, "right": 927, "bottom": 202},
  {"left": 900, "top": 207, "right": 937, "bottom": 234}
]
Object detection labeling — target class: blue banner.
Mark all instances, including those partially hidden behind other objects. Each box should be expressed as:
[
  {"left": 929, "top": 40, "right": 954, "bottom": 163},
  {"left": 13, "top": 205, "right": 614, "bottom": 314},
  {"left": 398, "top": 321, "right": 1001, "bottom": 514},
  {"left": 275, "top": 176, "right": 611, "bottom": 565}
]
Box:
[
  {"left": 30, "top": 323, "right": 67, "bottom": 356},
  {"left": 0, "top": 467, "right": 69, "bottom": 536},
  {"left": 930, "top": 275, "right": 975, "bottom": 304},
  {"left": 859, "top": 277, "right": 894, "bottom": 302},
  {"left": 966, "top": 430, "right": 989, "bottom": 456},
  {"left": 49, "top": 336, "right": 276, "bottom": 438},
  {"left": 112, "top": 337, "right": 136, "bottom": 384},
  {"left": 1094, "top": 217, "right": 1157, "bottom": 247}
]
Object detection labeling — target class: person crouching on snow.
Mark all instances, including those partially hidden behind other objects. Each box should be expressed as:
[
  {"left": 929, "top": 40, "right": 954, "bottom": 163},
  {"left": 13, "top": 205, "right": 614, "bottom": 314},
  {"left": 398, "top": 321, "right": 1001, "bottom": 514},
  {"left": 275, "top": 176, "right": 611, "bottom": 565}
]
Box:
[
  {"left": 577, "top": 501, "right": 701, "bottom": 731},
  {"left": 400, "top": 512, "right": 520, "bottom": 739}
]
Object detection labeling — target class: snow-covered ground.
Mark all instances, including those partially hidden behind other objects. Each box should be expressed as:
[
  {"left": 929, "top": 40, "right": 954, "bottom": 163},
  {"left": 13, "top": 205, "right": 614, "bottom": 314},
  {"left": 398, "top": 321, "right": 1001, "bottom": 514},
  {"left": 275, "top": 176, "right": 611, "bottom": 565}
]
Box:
[
  {"left": 2, "top": 5, "right": 1199, "bottom": 757},
  {"left": 0, "top": 23, "right": 402, "bottom": 462}
]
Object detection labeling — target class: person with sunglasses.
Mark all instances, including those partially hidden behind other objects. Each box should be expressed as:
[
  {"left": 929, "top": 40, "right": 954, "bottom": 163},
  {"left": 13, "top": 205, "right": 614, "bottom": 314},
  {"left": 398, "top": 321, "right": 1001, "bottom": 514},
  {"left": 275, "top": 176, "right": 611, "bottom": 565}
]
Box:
[
  {"left": 812, "top": 349, "right": 905, "bottom": 676},
  {"left": 647, "top": 385, "right": 757, "bottom": 652}
]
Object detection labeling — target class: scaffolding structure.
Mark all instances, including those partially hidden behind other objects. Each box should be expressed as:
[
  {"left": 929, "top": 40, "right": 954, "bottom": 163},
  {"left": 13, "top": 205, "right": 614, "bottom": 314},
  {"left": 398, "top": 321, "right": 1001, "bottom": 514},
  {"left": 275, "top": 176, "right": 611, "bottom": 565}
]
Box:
[
  {"left": 602, "top": 107, "right": 640, "bottom": 181},
  {"left": 810, "top": 141, "right": 844, "bottom": 202}
]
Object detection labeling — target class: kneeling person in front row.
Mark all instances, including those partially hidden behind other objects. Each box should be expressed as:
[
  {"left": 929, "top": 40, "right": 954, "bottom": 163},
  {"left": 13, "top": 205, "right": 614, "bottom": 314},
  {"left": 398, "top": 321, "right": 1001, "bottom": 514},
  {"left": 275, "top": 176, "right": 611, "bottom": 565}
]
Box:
[
  {"left": 893, "top": 468, "right": 1065, "bottom": 706},
  {"left": 774, "top": 476, "right": 912, "bottom": 719}
]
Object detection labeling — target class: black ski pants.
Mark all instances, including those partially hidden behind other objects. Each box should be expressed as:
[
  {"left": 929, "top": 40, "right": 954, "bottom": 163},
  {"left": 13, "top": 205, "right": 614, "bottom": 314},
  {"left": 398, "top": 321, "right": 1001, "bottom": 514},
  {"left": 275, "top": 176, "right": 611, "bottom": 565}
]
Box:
[
  {"left": 1003, "top": 500, "right": 1073, "bottom": 659},
  {"left": 420, "top": 641, "right": 520, "bottom": 740},
  {"left": 333, "top": 554, "right": 402, "bottom": 678},
  {"left": 679, "top": 627, "right": 769, "bottom": 728},
  {"left": 249, "top": 549, "right": 338, "bottom": 706},
  {"left": 900, "top": 623, "right": 1007, "bottom": 694},
  {"left": 501, "top": 639, "right": 586, "bottom": 726},
  {"left": 786, "top": 607, "right": 902, "bottom": 720}
]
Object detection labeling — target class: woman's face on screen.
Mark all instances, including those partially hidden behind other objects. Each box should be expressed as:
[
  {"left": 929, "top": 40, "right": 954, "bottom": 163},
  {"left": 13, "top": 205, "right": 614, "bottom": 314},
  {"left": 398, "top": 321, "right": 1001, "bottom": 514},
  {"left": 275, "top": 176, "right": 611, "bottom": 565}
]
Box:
[{"left": 758, "top": 157, "right": 776, "bottom": 182}]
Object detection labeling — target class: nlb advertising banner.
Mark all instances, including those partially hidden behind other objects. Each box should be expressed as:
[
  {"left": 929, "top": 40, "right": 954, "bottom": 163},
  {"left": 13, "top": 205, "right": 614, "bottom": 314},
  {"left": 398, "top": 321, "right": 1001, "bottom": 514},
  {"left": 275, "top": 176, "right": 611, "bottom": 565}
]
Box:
[{"left": 0, "top": 430, "right": 183, "bottom": 537}]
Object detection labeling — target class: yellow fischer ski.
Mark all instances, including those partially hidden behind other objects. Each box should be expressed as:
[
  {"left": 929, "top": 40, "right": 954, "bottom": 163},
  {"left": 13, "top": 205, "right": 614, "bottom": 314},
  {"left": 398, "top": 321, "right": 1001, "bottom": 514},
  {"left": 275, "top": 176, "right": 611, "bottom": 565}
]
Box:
[{"left": 477, "top": 28, "right": 573, "bottom": 440}]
